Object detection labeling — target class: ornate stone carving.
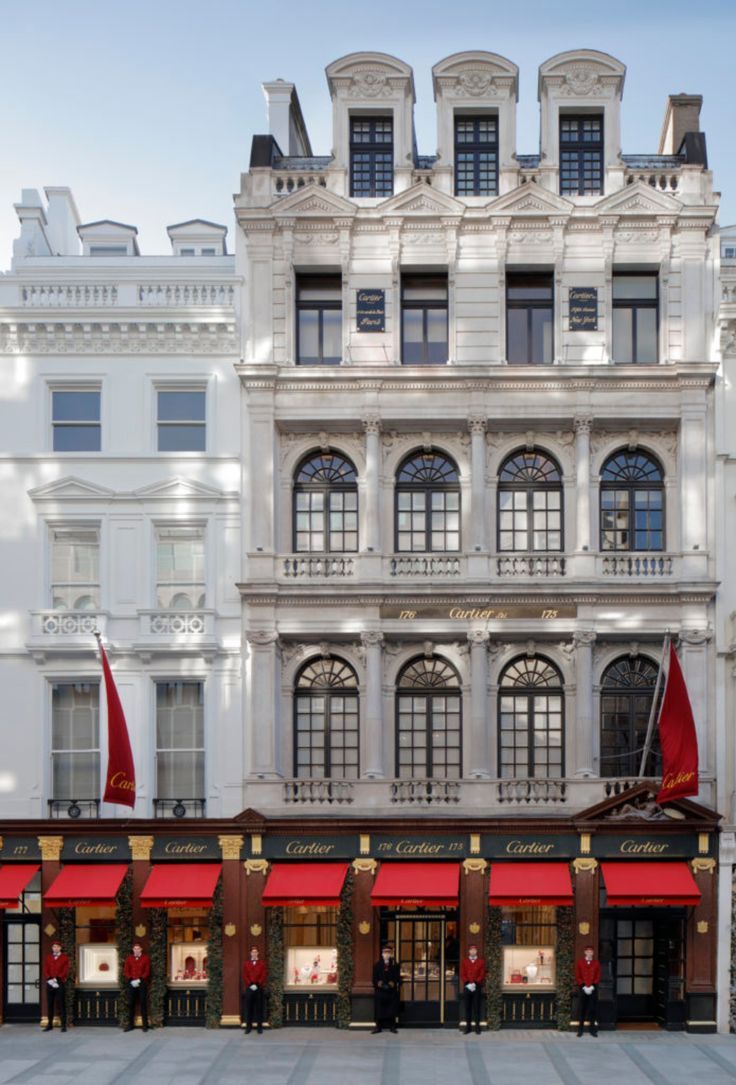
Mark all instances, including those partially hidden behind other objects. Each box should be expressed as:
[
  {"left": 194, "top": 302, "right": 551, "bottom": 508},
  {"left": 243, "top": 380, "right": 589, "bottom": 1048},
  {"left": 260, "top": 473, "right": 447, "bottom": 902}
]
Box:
[
  {"left": 362, "top": 415, "right": 381, "bottom": 436},
  {"left": 574, "top": 416, "right": 593, "bottom": 436},
  {"left": 0, "top": 321, "right": 237, "bottom": 356},
  {"left": 558, "top": 640, "right": 576, "bottom": 662},
  {"left": 293, "top": 231, "right": 339, "bottom": 246},
  {"left": 349, "top": 71, "right": 393, "bottom": 98},
  {"left": 573, "top": 858, "right": 599, "bottom": 874},
  {"left": 573, "top": 631, "right": 597, "bottom": 648},
  {"left": 509, "top": 230, "right": 553, "bottom": 245},
  {"left": 38, "top": 836, "right": 64, "bottom": 862},
  {"left": 691, "top": 858, "right": 715, "bottom": 875},
  {"left": 244, "top": 860, "right": 269, "bottom": 876},
  {"left": 456, "top": 71, "right": 496, "bottom": 97},
  {"left": 679, "top": 627, "right": 712, "bottom": 645},
  {"left": 403, "top": 230, "right": 444, "bottom": 246},
  {"left": 219, "top": 835, "right": 244, "bottom": 861},
  {"left": 559, "top": 67, "right": 605, "bottom": 97},
  {"left": 352, "top": 858, "right": 378, "bottom": 875},
  {"left": 128, "top": 835, "right": 154, "bottom": 861},
  {"left": 246, "top": 630, "right": 280, "bottom": 647},
  {"left": 467, "top": 415, "right": 487, "bottom": 436},
  {"left": 721, "top": 320, "right": 736, "bottom": 357},
  {"left": 361, "top": 631, "right": 384, "bottom": 648},
  {"left": 463, "top": 859, "right": 488, "bottom": 874},
  {"left": 467, "top": 630, "right": 490, "bottom": 647}
]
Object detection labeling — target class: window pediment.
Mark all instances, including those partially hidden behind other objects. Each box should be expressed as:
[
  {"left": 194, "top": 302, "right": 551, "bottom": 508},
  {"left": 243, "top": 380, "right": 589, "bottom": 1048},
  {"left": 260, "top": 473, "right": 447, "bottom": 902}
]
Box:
[
  {"left": 270, "top": 183, "right": 356, "bottom": 218},
  {"left": 378, "top": 183, "right": 464, "bottom": 217}
]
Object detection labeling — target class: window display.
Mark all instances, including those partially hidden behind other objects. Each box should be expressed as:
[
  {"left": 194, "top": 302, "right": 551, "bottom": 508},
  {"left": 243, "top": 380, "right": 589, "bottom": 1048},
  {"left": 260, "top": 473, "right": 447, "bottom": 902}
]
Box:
[
  {"left": 283, "top": 905, "right": 338, "bottom": 990},
  {"left": 501, "top": 905, "right": 557, "bottom": 990},
  {"left": 286, "top": 947, "right": 338, "bottom": 988},
  {"left": 502, "top": 946, "right": 555, "bottom": 989},
  {"left": 167, "top": 910, "right": 209, "bottom": 985},
  {"left": 76, "top": 906, "right": 117, "bottom": 986}
]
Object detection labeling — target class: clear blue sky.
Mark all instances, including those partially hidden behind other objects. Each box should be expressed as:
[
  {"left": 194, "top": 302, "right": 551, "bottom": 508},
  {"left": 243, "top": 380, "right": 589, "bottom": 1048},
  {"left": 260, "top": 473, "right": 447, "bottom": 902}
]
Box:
[{"left": 1, "top": 0, "right": 734, "bottom": 265}]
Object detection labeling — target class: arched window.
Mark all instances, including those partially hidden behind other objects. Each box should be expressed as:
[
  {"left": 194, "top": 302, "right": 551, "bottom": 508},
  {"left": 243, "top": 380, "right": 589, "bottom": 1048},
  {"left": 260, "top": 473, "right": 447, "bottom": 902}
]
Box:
[
  {"left": 294, "top": 451, "right": 358, "bottom": 553},
  {"left": 600, "top": 449, "right": 664, "bottom": 552},
  {"left": 294, "top": 657, "right": 359, "bottom": 779},
  {"left": 600, "top": 656, "right": 661, "bottom": 778},
  {"left": 499, "top": 656, "right": 564, "bottom": 778},
  {"left": 498, "top": 449, "right": 563, "bottom": 552},
  {"left": 396, "top": 656, "right": 461, "bottom": 778},
  {"left": 395, "top": 450, "right": 460, "bottom": 552}
]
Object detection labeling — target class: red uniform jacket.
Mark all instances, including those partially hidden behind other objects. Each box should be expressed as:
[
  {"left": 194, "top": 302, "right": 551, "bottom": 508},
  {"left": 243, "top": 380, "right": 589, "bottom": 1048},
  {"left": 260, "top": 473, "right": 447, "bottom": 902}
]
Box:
[
  {"left": 575, "top": 958, "right": 601, "bottom": 987},
  {"left": 243, "top": 960, "right": 267, "bottom": 987},
  {"left": 460, "top": 957, "right": 487, "bottom": 985},
  {"left": 44, "top": 953, "right": 70, "bottom": 982},
  {"left": 124, "top": 953, "right": 151, "bottom": 981}
]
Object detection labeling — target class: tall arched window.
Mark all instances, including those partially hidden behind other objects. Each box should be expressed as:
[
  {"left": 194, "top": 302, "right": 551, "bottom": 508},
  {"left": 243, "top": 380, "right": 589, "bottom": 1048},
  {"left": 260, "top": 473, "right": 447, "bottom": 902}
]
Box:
[
  {"left": 395, "top": 450, "right": 460, "bottom": 552},
  {"left": 600, "top": 449, "right": 664, "bottom": 551},
  {"left": 600, "top": 655, "right": 661, "bottom": 778},
  {"left": 498, "top": 449, "right": 563, "bottom": 552},
  {"left": 294, "top": 657, "right": 359, "bottom": 779},
  {"left": 396, "top": 656, "right": 461, "bottom": 778},
  {"left": 499, "top": 656, "right": 564, "bottom": 778},
  {"left": 294, "top": 451, "right": 358, "bottom": 553}
]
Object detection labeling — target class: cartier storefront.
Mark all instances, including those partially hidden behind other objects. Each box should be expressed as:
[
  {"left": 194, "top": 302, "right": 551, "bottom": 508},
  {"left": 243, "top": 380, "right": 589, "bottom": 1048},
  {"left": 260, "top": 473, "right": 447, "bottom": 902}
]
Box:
[{"left": 0, "top": 784, "right": 719, "bottom": 1032}]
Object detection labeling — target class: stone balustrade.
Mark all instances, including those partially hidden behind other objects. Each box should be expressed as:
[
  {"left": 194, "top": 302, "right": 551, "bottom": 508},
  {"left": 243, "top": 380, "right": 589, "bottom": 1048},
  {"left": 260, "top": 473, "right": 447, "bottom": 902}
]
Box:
[
  {"left": 497, "top": 555, "right": 566, "bottom": 577},
  {"left": 282, "top": 556, "right": 355, "bottom": 578},
  {"left": 600, "top": 553, "right": 674, "bottom": 577}
]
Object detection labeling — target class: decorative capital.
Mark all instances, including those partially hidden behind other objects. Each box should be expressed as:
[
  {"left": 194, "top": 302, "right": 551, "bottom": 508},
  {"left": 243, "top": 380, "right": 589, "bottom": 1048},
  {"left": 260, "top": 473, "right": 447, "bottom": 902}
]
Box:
[
  {"left": 362, "top": 415, "right": 382, "bottom": 436},
  {"left": 244, "top": 859, "right": 269, "bottom": 876},
  {"left": 352, "top": 858, "right": 377, "bottom": 875},
  {"left": 573, "top": 631, "right": 597, "bottom": 648},
  {"left": 691, "top": 858, "right": 715, "bottom": 875},
  {"left": 463, "top": 859, "right": 488, "bottom": 875},
  {"left": 360, "top": 631, "right": 384, "bottom": 648},
  {"left": 573, "top": 858, "right": 598, "bottom": 874},
  {"left": 218, "top": 835, "right": 244, "bottom": 861},
  {"left": 467, "top": 630, "right": 490, "bottom": 647},
  {"left": 468, "top": 415, "right": 487, "bottom": 436},
  {"left": 574, "top": 416, "right": 593, "bottom": 435},
  {"left": 38, "top": 836, "right": 64, "bottom": 862},
  {"left": 128, "top": 835, "right": 154, "bottom": 861},
  {"left": 224, "top": 922, "right": 237, "bottom": 938},
  {"left": 579, "top": 833, "right": 592, "bottom": 856},
  {"left": 250, "top": 833, "right": 263, "bottom": 857},
  {"left": 246, "top": 630, "right": 280, "bottom": 647},
  {"left": 679, "top": 627, "right": 712, "bottom": 646}
]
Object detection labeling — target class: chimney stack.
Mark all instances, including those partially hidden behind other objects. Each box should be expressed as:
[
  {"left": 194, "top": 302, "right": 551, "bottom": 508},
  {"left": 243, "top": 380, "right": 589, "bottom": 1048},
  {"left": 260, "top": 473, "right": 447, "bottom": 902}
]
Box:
[
  {"left": 262, "top": 80, "right": 312, "bottom": 156},
  {"left": 658, "top": 94, "right": 702, "bottom": 155}
]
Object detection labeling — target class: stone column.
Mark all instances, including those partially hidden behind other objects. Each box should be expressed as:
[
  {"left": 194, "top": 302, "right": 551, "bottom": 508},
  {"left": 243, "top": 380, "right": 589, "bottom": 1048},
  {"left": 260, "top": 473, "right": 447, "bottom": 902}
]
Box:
[
  {"left": 573, "top": 632, "right": 596, "bottom": 777},
  {"left": 468, "top": 417, "right": 488, "bottom": 553},
  {"left": 219, "top": 835, "right": 245, "bottom": 1026},
  {"left": 467, "top": 631, "right": 490, "bottom": 777},
  {"left": 680, "top": 408, "right": 707, "bottom": 557},
  {"left": 245, "top": 632, "right": 281, "bottom": 777},
  {"left": 574, "top": 417, "right": 592, "bottom": 553},
  {"left": 361, "top": 632, "right": 384, "bottom": 778},
  {"left": 362, "top": 416, "right": 381, "bottom": 553},
  {"left": 679, "top": 629, "right": 711, "bottom": 785},
  {"left": 38, "top": 836, "right": 64, "bottom": 1027}
]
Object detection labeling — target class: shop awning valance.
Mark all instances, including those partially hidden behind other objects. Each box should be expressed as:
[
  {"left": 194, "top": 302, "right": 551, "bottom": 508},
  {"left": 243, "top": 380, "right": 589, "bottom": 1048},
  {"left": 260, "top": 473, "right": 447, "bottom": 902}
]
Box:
[
  {"left": 489, "top": 862, "right": 574, "bottom": 906},
  {"left": 262, "top": 862, "right": 349, "bottom": 907},
  {"left": 45, "top": 864, "right": 128, "bottom": 907},
  {"left": 0, "top": 864, "right": 40, "bottom": 908},
  {"left": 371, "top": 863, "right": 460, "bottom": 907},
  {"left": 600, "top": 862, "right": 701, "bottom": 906},
  {"left": 140, "top": 863, "right": 222, "bottom": 908}
]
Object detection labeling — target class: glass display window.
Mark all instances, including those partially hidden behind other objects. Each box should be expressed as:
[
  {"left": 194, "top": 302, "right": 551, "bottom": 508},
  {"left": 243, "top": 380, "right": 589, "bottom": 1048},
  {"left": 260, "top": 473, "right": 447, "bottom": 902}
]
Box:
[
  {"left": 76, "top": 906, "right": 117, "bottom": 986},
  {"left": 501, "top": 906, "right": 557, "bottom": 990},
  {"left": 283, "top": 906, "right": 337, "bottom": 989},
  {"left": 167, "top": 909, "right": 209, "bottom": 985}
]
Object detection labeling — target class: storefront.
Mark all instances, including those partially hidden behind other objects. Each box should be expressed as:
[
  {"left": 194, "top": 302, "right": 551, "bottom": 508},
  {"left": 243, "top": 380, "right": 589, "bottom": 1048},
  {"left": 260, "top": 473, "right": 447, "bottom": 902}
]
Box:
[{"left": 0, "top": 784, "right": 719, "bottom": 1031}]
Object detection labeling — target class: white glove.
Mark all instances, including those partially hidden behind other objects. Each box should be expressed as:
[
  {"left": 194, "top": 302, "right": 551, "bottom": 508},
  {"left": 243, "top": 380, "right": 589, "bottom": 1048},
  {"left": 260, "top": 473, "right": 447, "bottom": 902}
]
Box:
[
  {"left": 467, "top": 982, "right": 476, "bottom": 992},
  {"left": 249, "top": 984, "right": 258, "bottom": 991},
  {"left": 48, "top": 978, "right": 59, "bottom": 988},
  {"left": 583, "top": 985, "right": 594, "bottom": 995},
  {"left": 131, "top": 979, "right": 140, "bottom": 988}
]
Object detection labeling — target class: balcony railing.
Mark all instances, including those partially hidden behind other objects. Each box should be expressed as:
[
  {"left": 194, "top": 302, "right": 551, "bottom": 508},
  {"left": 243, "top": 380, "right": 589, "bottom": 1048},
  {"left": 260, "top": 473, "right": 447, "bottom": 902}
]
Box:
[
  {"left": 390, "top": 779, "right": 461, "bottom": 805},
  {"left": 137, "top": 283, "right": 234, "bottom": 307},
  {"left": 138, "top": 609, "right": 215, "bottom": 637},
  {"left": 22, "top": 284, "right": 117, "bottom": 307},
  {"left": 282, "top": 556, "right": 355, "bottom": 579},
  {"left": 497, "top": 555, "right": 566, "bottom": 577},
  {"left": 498, "top": 779, "right": 567, "bottom": 804},
  {"left": 600, "top": 554, "right": 674, "bottom": 577},
  {"left": 153, "top": 798, "right": 206, "bottom": 819},
  {"left": 283, "top": 779, "right": 354, "bottom": 805},
  {"left": 15, "top": 281, "right": 234, "bottom": 310},
  {"left": 622, "top": 155, "right": 684, "bottom": 194},
  {"left": 390, "top": 556, "right": 461, "bottom": 577},
  {"left": 48, "top": 799, "right": 100, "bottom": 819},
  {"left": 33, "top": 610, "right": 105, "bottom": 637}
]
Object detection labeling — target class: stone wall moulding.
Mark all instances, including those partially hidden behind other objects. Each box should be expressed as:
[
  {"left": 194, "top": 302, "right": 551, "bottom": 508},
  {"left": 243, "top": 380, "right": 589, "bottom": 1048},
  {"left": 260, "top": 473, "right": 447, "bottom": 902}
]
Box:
[
  {"left": 0, "top": 322, "right": 237, "bottom": 355},
  {"left": 326, "top": 52, "right": 415, "bottom": 99},
  {"left": 432, "top": 51, "right": 519, "bottom": 100},
  {"left": 538, "top": 49, "right": 626, "bottom": 98}
]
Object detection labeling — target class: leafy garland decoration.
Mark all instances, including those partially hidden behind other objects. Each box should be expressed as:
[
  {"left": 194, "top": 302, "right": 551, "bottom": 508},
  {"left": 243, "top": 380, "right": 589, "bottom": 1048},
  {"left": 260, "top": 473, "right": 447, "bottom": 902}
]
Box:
[
  {"left": 205, "top": 878, "right": 223, "bottom": 1028},
  {"left": 58, "top": 907, "right": 76, "bottom": 1026},
  {"left": 336, "top": 869, "right": 354, "bottom": 1028},
  {"left": 555, "top": 904, "right": 574, "bottom": 1031},
  {"left": 485, "top": 906, "right": 503, "bottom": 1029},
  {"left": 115, "top": 869, "right": 133, "bottom": 1027},
  {"left": 267, "top": 907, "right": 284, "bottom": 1028},
  {"left": 147, "top": 908, "right": 168, "bottom": 1028}
]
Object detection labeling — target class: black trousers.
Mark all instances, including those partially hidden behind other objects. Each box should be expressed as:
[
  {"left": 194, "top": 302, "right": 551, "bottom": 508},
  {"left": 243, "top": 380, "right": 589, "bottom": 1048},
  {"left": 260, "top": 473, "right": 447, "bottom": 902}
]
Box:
[
  {"left": 243, "top": 986, "right": 265, "bottom": 1028},
  {"left": 463, "top": 984, "right": 482, "bottom": 1028},
  {"left": 578, "top": 986, "right": 598, "bottom": 1032},
  {"left": 46, "top": 981, "right": 66, "bottom": 1028},
  {"left": 126, "top": 980, "right": 148, "bottom": 1029}
]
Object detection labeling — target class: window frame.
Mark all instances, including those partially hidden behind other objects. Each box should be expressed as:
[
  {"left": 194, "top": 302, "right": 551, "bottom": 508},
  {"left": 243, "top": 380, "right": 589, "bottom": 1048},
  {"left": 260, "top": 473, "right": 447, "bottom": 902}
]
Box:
[
  {"left": 50, "top": 681, "right": 101, "bottom": 802},
  {"left": 559, "top": 113, "right": 604, "bottom": 196},
  {"left": 349, "top": 115, "right": 394, "bottom": 198},
  {"left": 599, "top": 655, "right": 662, "bottom": 778},
  {"left": 50, "top": 385, "right": 102, "bottom": 453},
  {"left": 599, "top": 448, "right": 665, "bottom": 552},
  {"left": 454, "top": 113, "right": 499, "bottom": 197},
  {"left": 395, "top": 656, "right": 463, "bottom": 780},
  {"left": 292, "top": 450, "right": 359, "bottom": 554},
  {"left": 505, "top": 273, "right": 554, "bottom": 365},
  {"left": 154, "top": 523, "right": 206, "bottom": 609},
  {"left": 295, "top": 274, "right": 343, "bottom": 366},
  {"left": 497, "top": 449, "right": 563, "bottom": 553},
  {"left": 612, "top": 272, "right": 659, "bottom": 364},
  {"left": 155, "top": 385, "right": 207, "bottom": 453},
  {"left": 394, "top": 449, "right": 461, "bottom": 554},
  {"left": 154, "top": 680, "right": 205, "bottom": 803},
  {"left": 49, "top": 524, "right": 101, "bottom": 611},
  {"left": 293, "top": 657, "right": 360, "bottom": 779},
  {"left": 498, "top": 656, "right": 565, "bottom": 779},
  {"left": 400, "top": 273, "right": 449, "bottom": 366}
]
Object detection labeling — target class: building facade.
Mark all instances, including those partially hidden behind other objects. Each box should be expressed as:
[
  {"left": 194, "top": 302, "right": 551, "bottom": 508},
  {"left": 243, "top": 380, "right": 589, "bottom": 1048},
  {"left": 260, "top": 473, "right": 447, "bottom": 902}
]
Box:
[{"left": 0, "top": 49, "right": 726, "bottom": 1032}]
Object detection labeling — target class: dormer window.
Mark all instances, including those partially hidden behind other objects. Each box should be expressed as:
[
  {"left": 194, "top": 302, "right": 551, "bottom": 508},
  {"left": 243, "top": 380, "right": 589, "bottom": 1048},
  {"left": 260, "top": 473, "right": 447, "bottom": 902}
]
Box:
[
  {"left": 454, "top": 115, "right": 498, "bottom": 196},
  {"left": 350, "top": 116, "right": 393, "bottom": 198},
  {"left": 560, "top": 114, "right": 603, "bottom": 195}
]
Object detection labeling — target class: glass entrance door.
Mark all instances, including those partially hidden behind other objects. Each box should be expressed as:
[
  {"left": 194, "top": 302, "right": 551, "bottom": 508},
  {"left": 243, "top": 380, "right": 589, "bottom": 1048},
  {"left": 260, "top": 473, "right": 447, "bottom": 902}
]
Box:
[
  {"left": 3, "top": 919, "right": 41, "bottom": 1022},
  {"left": 381, "top": 911, "right": 459, "bottom": 1026}
]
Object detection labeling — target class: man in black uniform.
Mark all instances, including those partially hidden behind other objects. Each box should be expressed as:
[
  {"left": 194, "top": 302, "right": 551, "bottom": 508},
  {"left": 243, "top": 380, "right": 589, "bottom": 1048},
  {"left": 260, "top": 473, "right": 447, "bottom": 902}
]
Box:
[{"left": 372, "top": 944, "right": 401, "bottom": 1034}]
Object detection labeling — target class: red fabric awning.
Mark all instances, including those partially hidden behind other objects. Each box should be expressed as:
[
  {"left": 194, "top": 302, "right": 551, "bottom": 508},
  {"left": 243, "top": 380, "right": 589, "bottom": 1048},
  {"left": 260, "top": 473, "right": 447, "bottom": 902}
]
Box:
[
  {"left": 45, "top": 864, "right": 128, "bottom": 907},
  {"left": 0, "top": 865, "right": 40, "bottom": 909},
  {"left": 140, "top": 863, "right": 222, "bottom": 908},
  {"left": 601, "top": 862, "right": 701, "bottom": 906},
  {"left": 371, "top": 863, "right": 460, "bottom": 907},
  {"left": 489, "top": 863, "right": 574, "bottom": 906},
  {"left": 262, "top": 863, "right": 349, "bottom": 907}
]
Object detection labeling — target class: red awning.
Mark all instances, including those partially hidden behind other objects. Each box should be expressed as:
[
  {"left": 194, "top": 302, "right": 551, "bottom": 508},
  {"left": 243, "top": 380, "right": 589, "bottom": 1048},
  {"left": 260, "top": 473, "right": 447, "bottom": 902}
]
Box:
[
  {"left": 45, "top": 864, "right": 128, "bottom": 907},
  {"left": 489, "top": 863, "right": 574, "bottom": 906},
  {"left": 0, "top": 865, "right": 40, "bottom": 908},
  {"left": 140, "top": 863, "right": 222, "bottom": 908},
  {"left": 601, "top": 862, "right": 701, "bottom": 906},
  {"left": 262, "top": 863, "right": 349, "bottom": 907},
  {"left": 371, "top": 863, "right": 460, "bottom": 907}
]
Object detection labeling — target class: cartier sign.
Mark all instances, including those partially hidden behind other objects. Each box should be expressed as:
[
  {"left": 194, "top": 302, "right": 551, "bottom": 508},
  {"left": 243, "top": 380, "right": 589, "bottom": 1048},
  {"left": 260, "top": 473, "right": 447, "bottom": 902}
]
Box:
[
  {"left": 482, "top": 834, "right": 578, "bottom": 859},
  {"left": 152, "top": 837, "right": 221, "bottom": 861},
  {"left": 371, "top": 835, "right": 467, "bottom": 858},
  {"left": 262, "top": 835, "right": 360, "bottom": 860},
  {"left": 62, "top": 837, "right": 130, "bottom": 861},
  {"left": 0, "top": 837, "right": 42, "bottom": 861},
  {"left": 380, "top": 604, "right": 577, "bottom": 621},
  {"left": 591, "top": 834, "right": 701, "bottom": 859}
]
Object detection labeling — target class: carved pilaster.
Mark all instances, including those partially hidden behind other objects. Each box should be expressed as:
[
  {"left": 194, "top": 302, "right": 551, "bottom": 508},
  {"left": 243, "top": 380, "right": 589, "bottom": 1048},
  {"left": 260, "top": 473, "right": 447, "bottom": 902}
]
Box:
[
  {"left": 218, "top": 835, "right": 244, "bottom": 861},
  {"left": 38, "top": 837, "right": 64, "bottom": 862},
  {"left": 128, "top": 835, "right": 154, "bottom": 861}
]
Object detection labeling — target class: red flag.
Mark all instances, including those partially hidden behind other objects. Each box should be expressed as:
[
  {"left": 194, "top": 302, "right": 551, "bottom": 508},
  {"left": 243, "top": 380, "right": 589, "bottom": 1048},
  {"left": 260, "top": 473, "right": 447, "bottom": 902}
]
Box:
[
  {"left": 656, "top": 641, "right": 698, "bottom": 804},
  {"left": 98, "top": 640, "right": 136, "bottom": 808}
]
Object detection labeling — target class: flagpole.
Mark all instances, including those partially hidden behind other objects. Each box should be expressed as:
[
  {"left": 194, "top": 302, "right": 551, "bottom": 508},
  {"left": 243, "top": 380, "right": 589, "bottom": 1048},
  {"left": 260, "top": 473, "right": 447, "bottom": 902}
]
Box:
[{"left": 638, "top": 630, "right": 670, "bottom": 778}]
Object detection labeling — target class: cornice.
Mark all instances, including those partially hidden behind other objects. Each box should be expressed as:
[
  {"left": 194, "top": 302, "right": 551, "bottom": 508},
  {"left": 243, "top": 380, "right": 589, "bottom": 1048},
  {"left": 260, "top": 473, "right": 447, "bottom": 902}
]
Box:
[{"left": 239, "top": 587, "right": 716, "bottom": 607}]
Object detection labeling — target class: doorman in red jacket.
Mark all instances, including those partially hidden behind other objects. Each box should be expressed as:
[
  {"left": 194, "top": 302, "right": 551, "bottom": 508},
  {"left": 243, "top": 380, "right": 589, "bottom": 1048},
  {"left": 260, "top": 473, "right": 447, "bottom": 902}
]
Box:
[
  {"left": 460, "top": 944, "right": 486, "bottom": 1035},
  {"left": 44, "top": 941, "right": 70, "bottom": 1032},
  {"left": 123, "top": 942, "right": 151, "bottom": 1031},
  {"left": 575, "top": 946, "right": 601, "bottom": 1037},
  {"left": 242, "top": 946, "right": 267, "bottom": 1034}
]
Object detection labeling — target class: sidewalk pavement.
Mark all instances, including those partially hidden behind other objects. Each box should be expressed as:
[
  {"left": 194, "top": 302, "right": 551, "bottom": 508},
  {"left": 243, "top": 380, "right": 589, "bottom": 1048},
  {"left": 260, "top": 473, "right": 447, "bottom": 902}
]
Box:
[{"left": 1, "top": 1026, "right": 736, "bottom": 1085}]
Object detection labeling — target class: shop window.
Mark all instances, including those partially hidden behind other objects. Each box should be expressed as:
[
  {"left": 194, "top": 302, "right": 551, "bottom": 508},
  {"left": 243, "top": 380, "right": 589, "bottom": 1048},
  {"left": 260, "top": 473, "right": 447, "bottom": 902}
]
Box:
[
  {"left": 294, "top": 657, "right": 359, "bottom": 779},
  {"left": 52, "top": 388, "right": 101, "bottom": 452},
  {"left": 350, "top": 116, "right": 393, "bottom": 197},
  {"left": 168, "top": 910, "right": 209, "bottom": 984},
  {"left": 156, "top": 526, "right": 205, "bottom": 609},
  {"left": 600, "top": 655, "right": 662, "bottom": 778},
  {"left": 51, "top": 526, "right": 100, "bottom": 610},
  {"left": 293, "top": 450, "right": 358, "bottom": 553},
  {"left": 612, "top": 273, "right": 658, "bottom": 364},
  {"left": 454, "top": 114, "right": 498, "bottom": 196},
  {"left": 401, "top": 274, "right": 448, "bottom": 365},
  {"left": 284, "top": 906, "right": 338, "bottom": 989},
  {"left": 506, "top": 274, "right": 553, "bottom": 364},
  {"left": 600, "top": 448, "right": 664, "bottom": 552},
  {"left": 157, "top": 388, "right": 206, "bottom": 452},
  {"left": 501, "top": 906, "right": 557, "bottom": 989},
  {"left": 560, "top": 114, "right": 603, "bottom": 195},
  {"left": 76, "top": 906, "right": 117, "bottom": 986},
  {"left": 51, "top": 682, "right": 100, "bottom": 801},
  {"left": 498, "top": 657, "right": 564, "bottom": 778},
  {"left": 395, "top": 450, "right": 460, "bottom": 553},
  {"left": 296, "top": 275, "right": 342, "bottom": 365},
  {"left": 396, "top": 656, "right": 462, "bottom": 779},
  {"left": 497, "top": 449, "right": 563, "bottom": 552}
]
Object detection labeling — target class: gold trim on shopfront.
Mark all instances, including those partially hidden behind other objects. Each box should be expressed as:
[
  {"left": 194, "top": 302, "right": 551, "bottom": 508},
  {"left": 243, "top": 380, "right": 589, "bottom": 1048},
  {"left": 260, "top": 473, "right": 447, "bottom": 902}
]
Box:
[
  {"left": 224, "top": 923, "right": 237, "bottom": 937},
  {"left": 691, "top": 858, "right": 715, "bottom": 875},
  {"left": 463, "top": 859, "right": 487, "bottom": 875},
  {"left": 360, "top": 834, "right": 370, "bottom": 855},
  {"left": 579, "top": 833, "right": 591, "bottom": 855},
  {"left": 135, "top": 924, "right": 147, "bottom": 938},
  {"left": 244, "top": 859, "right": 269, "bottom": 876},
  {"left": 359, "top": 921, "right": 371, "bottom": 935},
  {"left": 469, "top": 922, "right": 480, "bottom": 935},
  {"left": 579, "top": 922, "right": 590, "bottom": 935},
  {"left": 250, "top": 834, "right": 263, "bottom": 856},
  {"left": 220, "top": 1015, "right": 241, "bottom": 1026},
  {"left": 38, "top": 836, "right": 63, "bottom": 861},
  {"left": 44, "top": 923, "right": 56, "bottom": 937},
  {"left": 697, "top": 921, "right": 709, "bottom": 934},
  {"left": 128, "top": 835, "right": 154, "bottom": 861},
  {"left": 250, "top": 923, "right": 262, "bottom": 936},
  {"left": 470, "top": 834, "right": 481, "bottom": 855},
  {"left": 219, "top": 835, "right": 244, "bottom": 861},
  {"left": 573, "top": 858, "right": 598, "bottom": 874},
  {"left": 698, "top": 833, "right": 710, "bottom": 855},
  {"left": 352, "top": 858, "right": 377, "bottom": 875}
]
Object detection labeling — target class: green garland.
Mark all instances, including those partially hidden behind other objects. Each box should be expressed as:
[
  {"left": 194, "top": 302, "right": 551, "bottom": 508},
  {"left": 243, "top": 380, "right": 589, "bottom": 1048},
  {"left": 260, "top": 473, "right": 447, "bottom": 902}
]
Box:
[
  {"left": 555, "top": 905, "right": 574, "bottom": 1031},
  {"left": 336, "top": 869, "right": 354, "bottom": 1028},
  {"left": 205, "top": 878, "right": 223, "bottom": 1028},
  {"left": 485, "top": 906, "right": 503, "bottom": 1030},
  {"left": 115, "top": 869, "right": 134, "bottom": 1027},
  {"left": 147, "top": 909, "right": 168, "bottom": 1028},
  {"left": 58, "top": 907, "right": 76, "bottom": 1027},
  {"left": 267, "top": 907, "right": 284, "bottom": 1029}
]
